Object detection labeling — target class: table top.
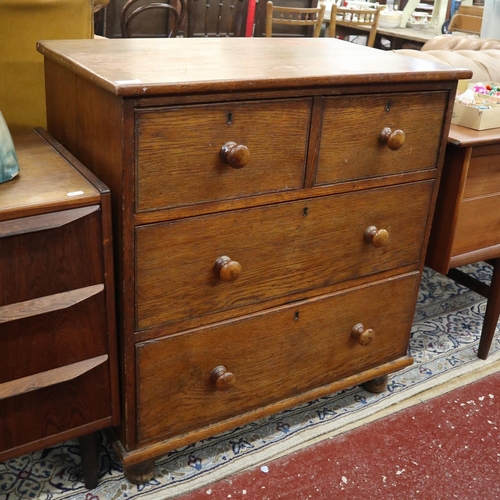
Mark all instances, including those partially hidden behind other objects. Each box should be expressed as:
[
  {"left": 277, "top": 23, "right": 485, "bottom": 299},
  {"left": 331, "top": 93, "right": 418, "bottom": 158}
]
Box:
[
  {"left": 448, "top": 124, "right": 500, "bottom": 147},
  {"left": 375, "top": 25, "right": 437, "bottom": 43},
  {"left": 334, "top": 20, "right": 437, "bottom": 44},
  {"left": 36, "top": 38, "right": 471, "bottom": 97},
  {"left": 0, "top": 130, "right": 100, "bottom": 221}
]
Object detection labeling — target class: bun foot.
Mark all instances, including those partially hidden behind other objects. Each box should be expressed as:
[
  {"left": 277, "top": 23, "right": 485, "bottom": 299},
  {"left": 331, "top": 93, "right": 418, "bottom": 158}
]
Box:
[
  {"left": 362, "top": 374, "right": 388, "bottom": 393},
  {"left": 124, "top": 460, "right": 156, "bottom": 485}
]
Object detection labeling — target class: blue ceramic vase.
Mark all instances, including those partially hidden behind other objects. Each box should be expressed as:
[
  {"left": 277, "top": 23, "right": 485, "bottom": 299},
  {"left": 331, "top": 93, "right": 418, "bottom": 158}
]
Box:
[{"left": 0, "top": 111, "right": 20, "bottom": 183}]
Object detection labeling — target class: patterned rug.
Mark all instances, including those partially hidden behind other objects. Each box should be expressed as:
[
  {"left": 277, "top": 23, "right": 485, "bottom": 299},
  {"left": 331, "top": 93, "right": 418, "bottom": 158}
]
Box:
[{"left": 2, "top": 263, "right": 500, "bottom": 500}]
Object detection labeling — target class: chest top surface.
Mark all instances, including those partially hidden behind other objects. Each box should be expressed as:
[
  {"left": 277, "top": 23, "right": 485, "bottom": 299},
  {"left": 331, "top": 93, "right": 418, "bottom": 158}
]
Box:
[
  {"left": 36, "top": 38, "right": 471, "bottom": 97},
  {"left": 0, "top": 131, "right": 99, "bottom": 220}
]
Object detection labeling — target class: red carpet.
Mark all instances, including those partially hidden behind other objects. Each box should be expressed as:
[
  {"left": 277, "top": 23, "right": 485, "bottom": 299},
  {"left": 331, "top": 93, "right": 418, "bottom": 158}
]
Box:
[{"left": 179, "top": 370, "right": 500, "bottom": 499}]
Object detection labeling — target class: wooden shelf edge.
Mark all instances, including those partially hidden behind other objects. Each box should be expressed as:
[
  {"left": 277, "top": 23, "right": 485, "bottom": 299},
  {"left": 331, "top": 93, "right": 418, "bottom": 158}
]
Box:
[
  {"left": 0, "top": 284, "right": 104, "bottom": 323},
  {"left": 0, "top": 354, "right": 109, "bottom": 400},
  {"left": 0, "top": 205, "right": 99, "bottom": 239}
]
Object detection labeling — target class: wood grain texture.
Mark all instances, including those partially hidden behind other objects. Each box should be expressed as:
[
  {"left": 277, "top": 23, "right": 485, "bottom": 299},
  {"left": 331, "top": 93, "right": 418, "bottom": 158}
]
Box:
[
  {"left": 0, "top": 284, "right": 103, "bottom": 323},
  {"left": 0, "top": 207, "right": 104, "bottom": 306},
  {"left": 0, "top": 291, "right": 108, "bottom": 382},
  {"left": 0, "top": 205, "right": 98, "bottom": 238},
  {"left": 425, "top": 146, "right": 470, "bottom": 273},
  {"left": 39, "top": 39, "right": 460, "bottom": 473},
  {"left": 136, "top": 273, "right": 418, "bottom": 443},
  {"left": 316, "top": 92, "right": 447, "bottom": 185},
  {"left": 463, "top": 144, "right": 500, "bottom": 199},
  {"left": 449, "top": 124, "right": 500, "bottom": 147},
  {"left": 135, "top": 181, "right": 433, "bottom": 331},
  {"left": 36, "top": 38, "right": 471, "bottom": 97},
  {"left": 0, "top": 355, "right": 108, "bottom": 400},
  {"left": 0, "top": 131, "right": 119, "bottom": 469},
  {"left": 136, "top": 99, "right": 311, "bottom": 210},
  {"left": 452, "top": 194, "right": 500, "bottom": 256},
  {"left": 0, "top": 363, "right": 112, "bottom": 453},
  {"left": 0, "top": 131, "right": 99, "bottom": 221}
]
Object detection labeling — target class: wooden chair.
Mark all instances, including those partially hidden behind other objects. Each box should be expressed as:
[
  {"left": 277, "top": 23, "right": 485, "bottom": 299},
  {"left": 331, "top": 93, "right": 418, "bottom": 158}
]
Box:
[
  {"left": 186, "top": 0, "right": 248, "bottom": 37},
  {"left": 265, "top": 1, "right": 325, "bottom": 37},
  {"left": 328, "top": 5, "right": 381, "bottom": 47},
  {"left": 448, "top": 5, "right": 483, "bottom": 35},
  {"left": 120, "top": 0, "right": 186, "bottom": 37}
]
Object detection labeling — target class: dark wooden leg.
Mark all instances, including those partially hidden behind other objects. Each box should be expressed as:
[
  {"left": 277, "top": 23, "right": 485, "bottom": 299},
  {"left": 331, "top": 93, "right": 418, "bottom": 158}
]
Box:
[
  {"left": 124, "top": 459, "right": 156, "bottom": 485},
  {"left": 362, "top": 374, "right": 388, "bottom": 393},
  {"left": 478, "top": 258, "right": 500, "bottom": 360},
  {"left": 79, "top": 432, "right": 99, "bottom": 489}
]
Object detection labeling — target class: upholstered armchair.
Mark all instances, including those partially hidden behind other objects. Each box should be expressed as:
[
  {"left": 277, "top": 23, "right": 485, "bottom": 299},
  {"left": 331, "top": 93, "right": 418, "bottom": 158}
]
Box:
[{"left": 0, "top": 0, "right": 109, "bottom": 132}]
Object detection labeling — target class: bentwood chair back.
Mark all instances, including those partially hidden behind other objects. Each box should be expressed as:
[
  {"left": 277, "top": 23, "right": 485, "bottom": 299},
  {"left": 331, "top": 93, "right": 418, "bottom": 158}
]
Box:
[
  {"left": 328, "top": 4, "right": 381, "bottom": 47},
  {"left": 120, "top": 0, "right": 186, "bottom": 38},
  {"left": 265, "top": 1, "right": 326, "bottom": 37}
]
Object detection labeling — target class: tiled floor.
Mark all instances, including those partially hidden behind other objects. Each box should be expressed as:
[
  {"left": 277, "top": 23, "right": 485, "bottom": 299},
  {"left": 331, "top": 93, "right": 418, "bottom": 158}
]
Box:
[{"left": 177, "top": 370, "right": 500, "bottom": 500}]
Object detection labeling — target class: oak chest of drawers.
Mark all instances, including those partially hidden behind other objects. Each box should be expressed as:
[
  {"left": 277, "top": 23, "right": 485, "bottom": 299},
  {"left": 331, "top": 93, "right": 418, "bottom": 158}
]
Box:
[
  {"left": 0, "top": 129, "right": 120, "bottom": 488},
  {"left": 37, "top": 37, "right": 470, "bottom": 483}
]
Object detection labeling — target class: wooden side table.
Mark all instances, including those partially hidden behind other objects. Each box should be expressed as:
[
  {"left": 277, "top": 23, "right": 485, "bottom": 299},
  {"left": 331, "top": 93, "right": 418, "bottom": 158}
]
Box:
[
  {"left": 0, "top": 129, "right": 120, "bottom": 488},
  {"left": 426, "top": 124, "right": 500, "bottom": 360}
]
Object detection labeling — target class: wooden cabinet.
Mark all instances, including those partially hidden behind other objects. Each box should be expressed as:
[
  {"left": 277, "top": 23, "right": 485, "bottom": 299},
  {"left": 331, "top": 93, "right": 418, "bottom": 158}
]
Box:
[
  {"left": 426, "top": 124, "right": 500, "bottom": 360},
  {"left": 0, "top": 129, "right": 119, "bottom": 488},
  {"left": 36, "top": 37, "right": 469, "bottom": 484}
]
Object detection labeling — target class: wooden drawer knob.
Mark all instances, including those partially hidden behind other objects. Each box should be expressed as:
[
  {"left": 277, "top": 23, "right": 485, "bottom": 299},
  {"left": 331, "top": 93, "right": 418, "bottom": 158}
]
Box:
[
  {"left": 351, "top": 323, "right": 375, "bottom": 346},
  {"left": 215, "top": 255, "right": 242, "bottom": 282},
  {"left": 365, "top": 225, "right": 389, "bottom": 248},
  {"left": 220, "top": 141, "right": 250, "bottom": 169},
  {"left": 378, "top": 127, "right": 405, "bottom": 151},
  {"left": 211, "top": 365, "right": 236, "bottom": 390}
]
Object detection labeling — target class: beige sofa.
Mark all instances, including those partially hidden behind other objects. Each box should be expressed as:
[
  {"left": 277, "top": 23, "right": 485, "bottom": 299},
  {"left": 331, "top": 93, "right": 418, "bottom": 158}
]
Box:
[{"left": 396, "top": 35, "right": 500, "bottom": 82}]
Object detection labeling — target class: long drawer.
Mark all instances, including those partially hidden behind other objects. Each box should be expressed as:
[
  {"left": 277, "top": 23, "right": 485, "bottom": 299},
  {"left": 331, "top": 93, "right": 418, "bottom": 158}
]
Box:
[
  {"left": 316, "top": 91, "right": 447, "bottom": 185},
  {"left": 136, "top": 272, "right": 419, "bottom": 444},
  {"left": 135, "top": 181, "right": 433, "bottom": 330},
  {"left": 136, "top": 99, "right": 312, "bottom": 211}
]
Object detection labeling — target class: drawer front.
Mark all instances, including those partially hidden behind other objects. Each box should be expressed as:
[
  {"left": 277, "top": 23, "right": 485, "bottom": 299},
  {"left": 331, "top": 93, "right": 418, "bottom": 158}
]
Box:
[
  {"left": 452, "top": 194, "right": 500, "bottom": 256},
  {"left": 0, "top": 206, "right": 104, "bottom": 306},
  {"left": 136, "top": 99, "right": 311, "bottom": 211},
  {"left": 315, "top": 92, "right": 447, "bottom": 185},
  {"left": 0, "top": 363, "right": 112, "bottom": 454},
  {"left": 0, "top": 289, "right": 108, "bottom": 383},
  {"left": 136, "top": 181, "right": 433, "bottom": 330},
  {"left": 136, "top": 272, "right": 419, "bottom": 443},
  {"left": 463, "top": 144, "right": 500, "bottom": 199}
]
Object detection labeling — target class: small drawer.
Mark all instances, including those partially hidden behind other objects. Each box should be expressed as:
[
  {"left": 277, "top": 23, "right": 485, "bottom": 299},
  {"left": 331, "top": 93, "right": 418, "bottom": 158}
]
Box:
[
  {"left": 463, "top": 144, "right": 500, "bottom": 199},
  {"left": 0, "top": 287, "right": 108, "bottom": 383},
  {"left": 452, "top": 194, "right": 500, "bottom": 256},
  {"left": 0, "top": 206, "right": 104, "bottom": 306},
  {"left": 315, "top": 92, "right": 447, "bottom": 185},
  {"left": 135, "top": 99, "right": 312, "bottom": 211},
  {"left": 136, "top": 272, "right": 419, "bottom": 444},
  {"left": 135, "top": 180, "right": 433, "bottom": 330}
]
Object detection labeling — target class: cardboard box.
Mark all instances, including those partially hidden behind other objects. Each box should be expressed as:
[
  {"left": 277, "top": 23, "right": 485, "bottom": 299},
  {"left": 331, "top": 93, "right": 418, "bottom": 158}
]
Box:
[{"left": 452, "top": 94, "right": 500, "bottom": 131}]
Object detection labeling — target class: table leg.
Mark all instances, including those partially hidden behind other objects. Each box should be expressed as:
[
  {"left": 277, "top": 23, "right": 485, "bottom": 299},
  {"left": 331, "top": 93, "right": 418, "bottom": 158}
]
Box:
[
  {"left": 79, "top": 432, "right": 99, "bottom": 489},
  {"left": 478, "top": 258, "right": 500, "bottom": 360}
]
